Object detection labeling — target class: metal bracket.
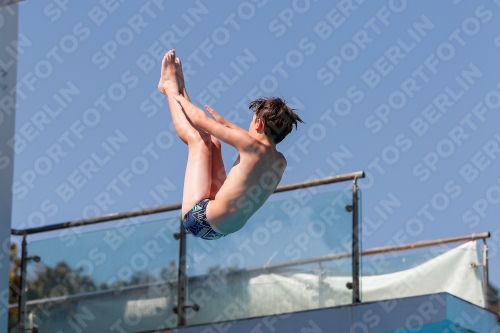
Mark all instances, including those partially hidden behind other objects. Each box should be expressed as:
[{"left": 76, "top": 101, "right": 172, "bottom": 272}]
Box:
[
  {"left": 346, "top": 282, "right": 353, "bottom": 290},
  {"left": 173, "top": 304, "right": 199, "bottom": 314},
  {"left": 469, "top": 262, "right": 484, "bottom": 268},
  {"left": 173, "top": 233, "right": 181, "bottom": 240},
  {"left": 345, "top": 205, "right": 353, "bottom": 212}
]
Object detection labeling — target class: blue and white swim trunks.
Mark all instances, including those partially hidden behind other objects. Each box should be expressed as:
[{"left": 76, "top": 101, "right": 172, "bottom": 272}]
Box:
[{"left": 183, "top": 199, "right": 226, "bottom": 240}]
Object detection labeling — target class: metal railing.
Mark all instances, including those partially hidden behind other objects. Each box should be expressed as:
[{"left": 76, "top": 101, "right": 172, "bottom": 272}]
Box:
[
  {"left": 10, "top": 172, "right": 364, "bottom": 236},
  {"left": 10, "top": 171, "right": 365, "bottom": 331},
  {"left": 9, "top": 231, "right": 490, "bottom": 309}
]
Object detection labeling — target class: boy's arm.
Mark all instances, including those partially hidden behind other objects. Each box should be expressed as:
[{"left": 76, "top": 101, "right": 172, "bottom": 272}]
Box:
[
  {"left": 205, "top": 105, "right": 245, "bottom": 131},
  {"left": 172, "top": 93, "right": 258, "bottom": 152}
]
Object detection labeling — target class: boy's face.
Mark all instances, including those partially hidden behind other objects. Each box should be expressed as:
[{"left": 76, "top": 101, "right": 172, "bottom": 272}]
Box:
[{"left": 248, "top": 114, "right": 257, "bottom": 132}]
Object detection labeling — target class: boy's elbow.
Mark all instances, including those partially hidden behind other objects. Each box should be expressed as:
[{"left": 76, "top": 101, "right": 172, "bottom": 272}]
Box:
[
  {"left": 191, "top": 116, "right": 200, "bottom": 126},
  {"left": 191, "top": 114, "right": 204, "bottom": 127},
  {"left": 195, "top": 114, "right": 213, "bottom": 132}
]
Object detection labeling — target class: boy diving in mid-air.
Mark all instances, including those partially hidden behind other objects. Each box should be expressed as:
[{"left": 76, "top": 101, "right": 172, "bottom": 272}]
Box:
[{"left": 158, "top": 50, "right": 304, "bottom": 240}]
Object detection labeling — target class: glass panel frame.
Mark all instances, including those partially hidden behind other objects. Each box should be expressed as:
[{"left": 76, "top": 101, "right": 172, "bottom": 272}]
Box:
[
  {"left": 24, "top": 213, "right": 181, "bottom": 332},
  {"left": 184, "top": 189, "right": 355, "bottom": 325},
  {"left": 12, "top": 181, "right": 364, "bottom": 331}
]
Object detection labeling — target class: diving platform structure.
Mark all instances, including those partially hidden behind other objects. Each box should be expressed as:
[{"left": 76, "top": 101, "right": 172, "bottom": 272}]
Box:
[
  {"left": 163, "top": 293, "right": 499, "bottom": 333},
  {"left": 8, "top": 172, "right": 499, "bottom": 333}
]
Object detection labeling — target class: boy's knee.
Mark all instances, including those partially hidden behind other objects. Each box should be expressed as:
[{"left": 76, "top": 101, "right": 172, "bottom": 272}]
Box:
[{"left": 187, "top": 131, "right": 211, "bottom": 146}]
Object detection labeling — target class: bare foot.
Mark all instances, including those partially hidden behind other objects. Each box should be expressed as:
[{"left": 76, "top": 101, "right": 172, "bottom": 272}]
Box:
[
  {"left": 175, "top": 57, "right": 190, "bottom": 100},
  {"left": 158, "top": 50, "right": 179, "bottom": 96}
]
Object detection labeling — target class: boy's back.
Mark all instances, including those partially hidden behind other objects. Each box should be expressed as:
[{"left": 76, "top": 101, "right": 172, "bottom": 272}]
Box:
[{"left": 207, "top": 142, "right": 287, "bottom": 235}]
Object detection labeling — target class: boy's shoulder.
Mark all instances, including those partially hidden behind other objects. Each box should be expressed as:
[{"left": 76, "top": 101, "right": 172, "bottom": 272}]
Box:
[
  {"left": 265, "top": 148, "right": 287, "bottom": 170},
  {"left": 243, "top": 143, "right": 286, "bottom": 169},
  {"left": 273, "top": 149, "right": 286, "bottom": 162}
]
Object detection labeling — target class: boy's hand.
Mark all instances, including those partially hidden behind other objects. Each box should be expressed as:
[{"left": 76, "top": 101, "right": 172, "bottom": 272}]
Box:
[
  {"left": 170, "top": 91, "right": 182, "bottom": 108},
  {"left": 171, "top": 90, "right": 206, "bottom": 124},
  {"left": 206, "top": 105, "right": 247, "bottom": 132},
  {"left": 206, "top": 105, "right": 229, "bottom": 127}
]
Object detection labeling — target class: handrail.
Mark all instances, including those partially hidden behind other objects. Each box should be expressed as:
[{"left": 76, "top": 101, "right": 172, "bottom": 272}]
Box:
[
  {"left": 9, "top": 230, "right": 488, "bottom": 308},
  {"left": 238, "top": 231, "right": 491, "bottom": 273},
  {"left": 10, "top": 171, "right": 365, "bottom": 235},
  {"left": 7, "top": 278, "right": 178, "bottom": 308},
  {"left": 361, "top": 231, "right": 490, "bottom": 256}
]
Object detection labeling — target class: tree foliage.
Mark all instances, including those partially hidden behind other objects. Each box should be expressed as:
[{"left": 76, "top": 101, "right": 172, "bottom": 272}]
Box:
[
  {"left": 8, "top": 243, "right": 178, "bottom": 332},
  {"left": 9, "top": 241, "right": 499, "bottom": 332},
  {"left": 8, "top": 243, "right": 21, "bottom": 333}
]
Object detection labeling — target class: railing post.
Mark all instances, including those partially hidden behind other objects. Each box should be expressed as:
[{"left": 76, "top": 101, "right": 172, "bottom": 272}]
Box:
[
  {"left": 18, "top": 234, "right": 28, "bottom": 333},
  {"left": 483, "top": 240, "right": 489, "bottom": 309},
  {"left": 352, "top": 179, "right": 360, "bottom": 304},
  {"left": 176, "top": 218, "right": 187, "bottom": 326}
]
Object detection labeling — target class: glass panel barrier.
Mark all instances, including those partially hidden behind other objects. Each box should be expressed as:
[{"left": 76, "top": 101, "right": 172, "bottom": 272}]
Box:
[
  {"left": 25, "top": 213, "right": 181, "bottom": 333},
  {"left": 184, "top": 189, "right": 356, "bottom": 325},
  {"left": 359, "top": 240, "right": 486, "bottom": 308}
]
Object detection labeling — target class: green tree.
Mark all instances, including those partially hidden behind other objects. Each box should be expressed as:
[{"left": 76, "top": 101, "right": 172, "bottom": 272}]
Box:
[
  {"left": 8, "top": 243, "right": 21, "bottom": 333},
  {"left": 7, "top": 241, "right": 180, "bottom": 332},
  {"left": 8, "top": 244, "right": 98, "bottom": 332},
  {"left": 26, "top": 261, "right": 97, "bottom": 300},
  {"left": 160, "top": 260, "right": 178, "bottom": 281}
]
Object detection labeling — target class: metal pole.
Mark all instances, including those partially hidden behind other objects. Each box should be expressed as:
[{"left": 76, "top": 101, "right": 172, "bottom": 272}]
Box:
[
  {"left": 318, "top": 262, "right": 323, "bottom": 308},
  {"left": 483, "top": 240, "right": 489, "bottom": 309},
  {"left": 176, "top": 218, "right": 187, "bottom": 327},
  {"left": 351, "top": 179, "right": 360, "bottom": 303},
  {"left": 18, "top": 234, "right": 28, "bottom": 332}
]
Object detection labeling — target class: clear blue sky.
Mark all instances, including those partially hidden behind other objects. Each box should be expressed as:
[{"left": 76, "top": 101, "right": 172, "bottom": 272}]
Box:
[{"left": 10, "top": 0, "right": 500, "bottom": 295}]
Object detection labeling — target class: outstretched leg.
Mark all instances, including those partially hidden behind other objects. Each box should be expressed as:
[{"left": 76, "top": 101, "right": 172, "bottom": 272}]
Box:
[
  {"left": 176, "top": 56, "right": 227, "bottom": 199},
  {"left": 175, "top": 58, "right": 191, "bottom": 101},
  {"left": 159, "top": 50, "right": 205, "bottom": 145},
  {"left": 159, "top": 50, "right": 212, "bottom": 216}
]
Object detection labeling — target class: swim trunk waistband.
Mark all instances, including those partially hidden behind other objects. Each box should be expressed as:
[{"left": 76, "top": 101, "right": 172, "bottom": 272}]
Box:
[{"left": 183, "top": 199, "right": 226, "bottom": 240}]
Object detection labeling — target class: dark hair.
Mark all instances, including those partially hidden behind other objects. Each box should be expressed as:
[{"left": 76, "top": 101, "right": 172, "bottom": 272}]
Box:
[{"left": 249, "top": 97, "right": 304, "bottom": 144}]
